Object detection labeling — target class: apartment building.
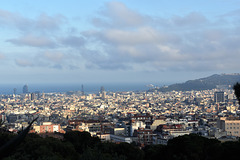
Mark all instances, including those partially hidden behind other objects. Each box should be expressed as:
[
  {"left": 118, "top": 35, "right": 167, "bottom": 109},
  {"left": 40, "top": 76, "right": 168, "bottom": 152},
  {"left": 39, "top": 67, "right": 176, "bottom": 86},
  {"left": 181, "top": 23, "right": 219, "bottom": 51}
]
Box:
[{"left": 217, "top": 117, "right": 240, "bottom": 137}]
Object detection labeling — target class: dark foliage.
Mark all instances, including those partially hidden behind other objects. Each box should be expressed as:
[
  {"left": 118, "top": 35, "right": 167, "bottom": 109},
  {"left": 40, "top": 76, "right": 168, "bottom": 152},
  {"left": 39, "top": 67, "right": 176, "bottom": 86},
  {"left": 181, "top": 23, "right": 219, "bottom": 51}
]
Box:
[
  {"left": 96, "top": 142, "right": 144, "bottom": 160},
  {"left": 143, "top": 144, "right": 167, "bottom": 160},
  {"left": 166, "top": 134, "right": 220, "bottom": 160},
  {"left": 233, "top": 82, "right": 240, "bottom": 105},
  {"left": 143, "top": 134, "right": 238, "bottom": 160},
  {"left": 0, "top": 117, "right": 38, "bottom": 159},
  {"left": 4, "top": 133, "right": 79, "bottom": 160},
  {"left": 3, "top": 132, "right": 240, "bottom": 160},
  {"left": 64, "top": 131, "right": 100, "bottom": 154}
]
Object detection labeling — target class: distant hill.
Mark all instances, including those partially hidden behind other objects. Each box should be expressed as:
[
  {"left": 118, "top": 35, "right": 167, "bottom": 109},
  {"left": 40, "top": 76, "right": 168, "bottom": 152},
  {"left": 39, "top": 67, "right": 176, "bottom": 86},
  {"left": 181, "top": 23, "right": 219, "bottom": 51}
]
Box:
[{"left": 153, "top": 73, "right": 240, "bottom": 92}]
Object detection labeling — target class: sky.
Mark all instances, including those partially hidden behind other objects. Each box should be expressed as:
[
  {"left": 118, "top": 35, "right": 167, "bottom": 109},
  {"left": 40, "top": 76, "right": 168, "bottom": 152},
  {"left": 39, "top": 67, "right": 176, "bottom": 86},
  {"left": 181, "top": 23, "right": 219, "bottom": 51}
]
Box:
[{"left": 0, "top": 0, "right": 240, "bottom": 85}]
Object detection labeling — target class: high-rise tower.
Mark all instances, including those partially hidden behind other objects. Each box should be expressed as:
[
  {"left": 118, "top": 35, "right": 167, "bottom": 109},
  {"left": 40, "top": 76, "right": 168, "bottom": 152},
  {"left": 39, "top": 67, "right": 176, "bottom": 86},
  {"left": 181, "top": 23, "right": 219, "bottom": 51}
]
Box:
[
  {"left": 100, "top": 86, "right": 105, "bottom": 94},
  {"left": 31, "top": 93, "right": 36, "bottom": 100},
  {"left": 13, "top": 88, "right": 17, "bottom": 95},
  {"left": 23, "top": 84, "right": 29, "bottom": 94},
  {"left": 81, "top": 84, "right": 84, "bottom": 95},
  {"left": 214, "top": 91, "right": 225, "bottom": 103}
]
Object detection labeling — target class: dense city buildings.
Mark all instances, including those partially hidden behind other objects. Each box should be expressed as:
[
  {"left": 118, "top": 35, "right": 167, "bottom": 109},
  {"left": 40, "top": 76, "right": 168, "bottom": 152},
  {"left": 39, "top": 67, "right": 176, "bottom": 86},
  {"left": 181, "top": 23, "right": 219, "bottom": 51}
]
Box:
[{"left": 0, "top": 86, "right": 239, "bottom": 146}]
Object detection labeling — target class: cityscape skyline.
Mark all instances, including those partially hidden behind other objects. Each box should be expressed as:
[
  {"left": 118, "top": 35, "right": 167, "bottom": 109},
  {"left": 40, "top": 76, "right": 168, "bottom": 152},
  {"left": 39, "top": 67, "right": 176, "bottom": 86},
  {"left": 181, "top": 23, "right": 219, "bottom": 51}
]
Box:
[
  {"left": 0, "top": 0, "right": 240, "bottom": 84},
  {"left": 2, "top": 1, "right": 240, "bottom": 157}
]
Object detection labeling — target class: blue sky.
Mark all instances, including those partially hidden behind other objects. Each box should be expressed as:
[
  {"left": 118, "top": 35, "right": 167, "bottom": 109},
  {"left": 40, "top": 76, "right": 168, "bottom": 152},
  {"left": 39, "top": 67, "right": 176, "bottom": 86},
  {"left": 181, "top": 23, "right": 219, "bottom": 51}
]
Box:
[{"left": 0, "top": 0, "right": 240, "bottom": 85}]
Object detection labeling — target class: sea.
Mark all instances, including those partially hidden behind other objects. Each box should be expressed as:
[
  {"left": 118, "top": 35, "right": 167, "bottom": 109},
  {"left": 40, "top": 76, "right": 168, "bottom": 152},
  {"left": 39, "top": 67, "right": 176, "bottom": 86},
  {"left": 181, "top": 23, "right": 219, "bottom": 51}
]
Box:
[{"left": 0, "top": 82, "right": 167, "bottom": 95}]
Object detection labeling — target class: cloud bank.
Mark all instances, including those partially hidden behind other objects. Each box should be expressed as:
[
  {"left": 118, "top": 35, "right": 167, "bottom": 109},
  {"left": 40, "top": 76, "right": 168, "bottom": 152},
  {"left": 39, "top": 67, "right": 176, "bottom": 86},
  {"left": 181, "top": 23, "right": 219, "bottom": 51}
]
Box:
[{"left": 1, "top": 1, "right": 240, "bottom": 74}]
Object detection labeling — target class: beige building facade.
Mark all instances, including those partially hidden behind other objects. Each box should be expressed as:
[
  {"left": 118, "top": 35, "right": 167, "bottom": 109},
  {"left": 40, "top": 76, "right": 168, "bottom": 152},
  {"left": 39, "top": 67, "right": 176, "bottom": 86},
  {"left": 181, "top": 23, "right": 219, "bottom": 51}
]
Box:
[{"left": 217, "top": 117, "right": 240, "bottom": 137}]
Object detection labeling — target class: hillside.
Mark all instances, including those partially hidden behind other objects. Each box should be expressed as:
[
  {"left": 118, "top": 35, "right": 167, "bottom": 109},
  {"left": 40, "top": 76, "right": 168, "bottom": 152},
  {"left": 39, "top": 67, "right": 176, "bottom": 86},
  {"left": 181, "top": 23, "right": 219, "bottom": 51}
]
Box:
[{"left": 155, "top": 73, "right": 240, "bottom": 92}]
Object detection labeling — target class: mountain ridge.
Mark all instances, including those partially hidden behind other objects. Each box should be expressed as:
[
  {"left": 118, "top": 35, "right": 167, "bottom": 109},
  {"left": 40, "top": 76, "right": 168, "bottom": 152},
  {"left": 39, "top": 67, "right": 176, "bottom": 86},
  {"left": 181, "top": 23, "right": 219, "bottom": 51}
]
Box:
[{"left": 153, "top": 73, "right": 240, "bottom": 92}]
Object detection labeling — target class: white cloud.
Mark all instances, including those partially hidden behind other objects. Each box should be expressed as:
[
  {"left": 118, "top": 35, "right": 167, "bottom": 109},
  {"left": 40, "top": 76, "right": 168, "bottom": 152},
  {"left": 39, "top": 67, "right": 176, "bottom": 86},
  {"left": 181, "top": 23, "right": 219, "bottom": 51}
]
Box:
[
  {"left": 7, "top": 35, "right": 56, "bottom": 48},
  {"left": 0, "top": 53, "right": 5, "bottom": 59},
  {"left": 59, "top": 36, "right": 85, "bottom": 48},
  {"left": 35, "top": 13, "right": 66, "bottom": 31},
  {"left": 0, "top": 9, "right": 65, "bottom": 32},
  {"left": 93, "top": 1, "right": 146, "bottom": 28},
  {"left": 14, "top": 50, "right": 80, "bottom": 70},
  {"left": 78, "top": 2, "right": 240, "bottom": 72},
  {"left": 102, "top": 27, "right": 162, "bottom": 45},
  {"left": 171, "top": 12, "right": 208, "bottom": 28},
  {"left": 0, "top": 9, "right": 30, "bottom": 29},
  {"left": 15, "top": 59, "right": 33, "bottom": 67},
  {"left": 43, "top": 52, "right": 64, "bottom": 62},
  {"left": 2, "top": 2, "right": 240, "bottom": 75}
]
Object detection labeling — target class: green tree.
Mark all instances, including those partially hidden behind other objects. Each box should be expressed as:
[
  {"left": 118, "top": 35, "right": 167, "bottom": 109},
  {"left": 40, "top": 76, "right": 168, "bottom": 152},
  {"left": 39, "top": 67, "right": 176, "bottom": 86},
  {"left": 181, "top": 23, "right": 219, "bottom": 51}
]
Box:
[
  {"left": 233, "top": 82, "right": 240, "bottom": 105},
  {"left": 143, "top": 144, "right": 167, "bottom": 160},
  {"left": 167, "top": 134, "right": 220, "bottom": 160},
  {"left": 64, "top": 131, "right": 100, "bottom": 154},
  {"left": 4, "top": 133, "right": 79, "bottom": 160},
  {"left": 97, "top": 142, "right": 144, "bottom": 160},
  {"left": 0, "top": 117, "right": 38, "bottom": 159}
]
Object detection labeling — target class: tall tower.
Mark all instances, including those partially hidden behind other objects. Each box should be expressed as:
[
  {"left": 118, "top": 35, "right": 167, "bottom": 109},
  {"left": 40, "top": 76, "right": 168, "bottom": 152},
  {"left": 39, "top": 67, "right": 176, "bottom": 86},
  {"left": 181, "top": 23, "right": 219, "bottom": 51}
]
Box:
[
  {"left": 102, "top": 91, "right": 106, "bottom": 99},
  {"left": 100, "top": 86, "right": 105, "bottom": 94},
  {"left": 31, "top": 93, "right": 36, "bottom": 100},
  {"left": 81, "top": 84, "right": 84, "bottom": 95},
  {"left": 23, "top": 84, "right": 28, "bottom": 94},
  {"left": 13, "top": 88, "right": 17, "bottom": 95}
]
